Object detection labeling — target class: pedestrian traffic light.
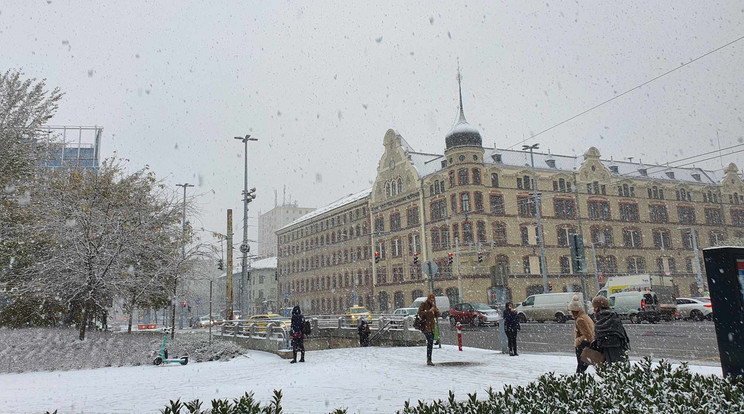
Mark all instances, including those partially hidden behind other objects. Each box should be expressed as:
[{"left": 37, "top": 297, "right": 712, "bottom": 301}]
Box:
[
  {"left": 375, "top": 251, "right": 380, "bottom": 263},
  {"left": 477, "top": 251, "right": 483, "bottom": 263},
  {"left": 548, "top": 282, "right": 553, "bottom": 292},
  {"left": 448, "top": 253, "right": 453, "bottom": 265},
  {"left": 413, "top": 253, "right": 419, "bottom": 265},
  {"left": 217, "top": 259, "right": 224, "bottom": 270}
]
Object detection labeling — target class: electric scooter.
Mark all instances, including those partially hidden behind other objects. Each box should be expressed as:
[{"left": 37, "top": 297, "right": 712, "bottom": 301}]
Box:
[{"left": 152, "top": 332, "right": 188, "bottom": 366}]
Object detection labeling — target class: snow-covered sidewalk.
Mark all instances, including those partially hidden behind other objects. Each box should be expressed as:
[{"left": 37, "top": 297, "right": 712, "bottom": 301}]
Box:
[{"left": 0, "top": 345, "right": 722, "bottom": 413}]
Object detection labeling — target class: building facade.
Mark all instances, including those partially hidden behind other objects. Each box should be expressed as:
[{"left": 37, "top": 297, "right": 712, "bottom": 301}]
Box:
[
  {"left": 276, "top": 87, "right": 744, "bottom": 314},
  {"left": 247, "top": 256, "right": 278, "bottom": 315},
  {"left": 258, "top": 204, "right": 315, "bottom": 258}
]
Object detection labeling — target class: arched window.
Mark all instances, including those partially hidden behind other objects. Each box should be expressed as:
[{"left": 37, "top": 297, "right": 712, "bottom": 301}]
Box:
[
  {"left": 477, "top": 221, "right": 487, "bottom": 243},
  {"left": 391, "top": 180, "right": 397, "bottom": 196},
  {"left": 492, "top": 223, "right": 507, "bottom": 245},
  {"left": 412, "top": 289, "right": 424, "bottom": 301},
  {"left": 445, "top": 287, "right": 460, "bottom": 305},
  {"left": 461, "top": 193, "right": 470, "bottom": 212},
  {"left": 397, "top": 178, "right": 402, "bottom": 194},
  {"left": 472, "top": 168, "right": 481, "bottom": 185},
  {"left": 394, "top": 291, "right": 405, "bottom": 309},
  {"left": 491, "top": 173, "right": 499, "bottom": 188},
  {"left": 385, "top": 182, "right": 391, "bottom": 197},
  {"left": 378, "top": 291, "right": 389, "bottom": 312}
]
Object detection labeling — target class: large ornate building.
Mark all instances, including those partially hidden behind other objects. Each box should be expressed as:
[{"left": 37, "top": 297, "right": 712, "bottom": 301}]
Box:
[{"left": 276, "top": 81, "right": 744, "bottom": 315}]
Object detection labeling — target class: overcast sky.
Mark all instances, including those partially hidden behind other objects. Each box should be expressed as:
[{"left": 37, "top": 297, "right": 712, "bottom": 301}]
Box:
[{"left": 2, "top": 1, "right": 743, "bottom": 254}]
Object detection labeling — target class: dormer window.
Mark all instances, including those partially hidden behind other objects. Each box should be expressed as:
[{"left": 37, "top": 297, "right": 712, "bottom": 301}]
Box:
[
  {"left": 491, "top": 153, "right": 502, "bottom": 163},
  {"left": 441, "top": 160, "right": 447, "bottom": 169},
  {"left": 691, "top": 173, "right": 701, "bottom": 181},
  {"left": 609, "top": 166, "right": 619, "bottom": 174},
  {"left": 639, "top": 168, "right": 648, "bottom": 177},
  {"left": 665, "top": 171, "right": 675, "bottom": 179},
  {"left": 546, "top": 159, "right": 556, "bottom": 168}
]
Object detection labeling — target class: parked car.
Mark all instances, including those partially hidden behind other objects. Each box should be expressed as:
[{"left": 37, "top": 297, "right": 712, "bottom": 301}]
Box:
[
  {"left": 609, "top": 291, "right": 661, "bottom": 324},
  {"left": 245, "top": 314, "right": 283, "bottom": 331},
  {"left": 448, "top": 302, "right": 501, "bottom": 327},
  {"left": 391, "top": 307, "right": 418, "bottom": 317},
  {"left": 410, "top": 296, "right": 451, "bottom": 318},
  {"left": 197, "top": 315, "right": 215, "bottom": 328},
  {"left": 345, "top": 306, "right": 372, "bottom": 322},
  {"left": 676, "top": 297, "right": 712, "bottom": 321},
  {"left": 516, "top": 292, "right": 582, "bottom": 323}
]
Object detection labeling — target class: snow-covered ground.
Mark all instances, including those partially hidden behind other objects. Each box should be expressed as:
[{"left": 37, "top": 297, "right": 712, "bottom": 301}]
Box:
[{"left": 0, "top": 345, "right": 722, "bottom": 413}]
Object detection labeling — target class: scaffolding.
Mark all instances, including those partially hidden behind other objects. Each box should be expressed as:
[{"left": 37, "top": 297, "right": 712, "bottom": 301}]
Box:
[{"left": 38, "top": 125, "right": 103, "bottom": 170}]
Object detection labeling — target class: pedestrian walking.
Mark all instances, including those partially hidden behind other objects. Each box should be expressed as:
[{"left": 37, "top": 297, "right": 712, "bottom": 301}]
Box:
[
  {"left": 417, "top": 293, "right": 441, "bottom": 366},
  {"left": 502, "top": 302, "right": 520, "bottom": 356},
  {"left": 290, "top": 305, "right": 305, "bottom": 363},
  {"left": 591, "top": 296, "right": 630, "bottom": 364},
  {"left": 358, "top": 319, "right": 371, "bottom": 347},
  {"left": 568, "top": 295, "right": 594, "bottom": 373}
]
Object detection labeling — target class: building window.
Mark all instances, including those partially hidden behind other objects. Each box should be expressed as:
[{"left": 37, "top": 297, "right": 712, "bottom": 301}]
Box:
[
  {"left": 493, "top": 223, "right": 507, "bottom": 245},
  {"left": 681, "top": 230, "right": 696, "bottom": 250},
  {"left": 408, "top": 233, "right": 421, "bottom": 255},
  {"left": 430, "top": 202, "right": 440, "bottom": 221},
  {"left": 438, "top": 199, "right": 447, "bottom": 218},
  {"left": 452, "top": 224, "right": 459, "bottom": 244},
  {"left": 458, "top": 169, "right": 469, "bottom": 185},
  {"left": 649, "top": 204, "right": 668, "bottom": 223},
  {"left": 490, "top": 194, "right": 505, "bottom": 215},
  {"left": 709, "top": 231, "right": 725, "bottom": 247},
  {"left": 474, "top": 192, "right": 483, "bottom": 212},
  {"left": 463, "top": 222, "right": 473, "bottom": 243},
  {"left": 520, "top": 225, "right": 531, "bottom": 246},
  {"left": 461, "top": 193, "right": 470, "bottom": 212},
  {"left": 517, "top": 177, "right": 523, "bottom": 189},
  {"left": 517, "top": 196, "right": 535, "bottom": 217},
  {"left": 523, "top": 256, "right": 531, "bottom": 274},
  {"left": 477, "top": 221, "right": 487, "bottom": 243},
  {"left": 553, "top": 178, "right": 572, "bottom": 193},
  {"left": 652, "top": 229, "right": 672, "bottom": 249},
  {"left": 627, "top": 257, "right": 646, "bottom": 274},
  {"left": 407, "top": 207, "right": 419, "bottom": 227},
  {"left": 560, "top": 256, "right": 572, "bottom": 274},
  {"left": 392, "top": 267, "right": 404, "bottom": 283},
  {"left": 591, "top": 226, "right": 614, "bottom": 247},
  {"left": 441, "top": 226, "right": 450, "bottom": 249},
  {"left": 622, "top": 229, "right": 642, "bottom": 248},
  {"left": 554, "top": 199, "right": 576, "bottom": 219},
  {"left": 732, "top": 209, "right": 744, "bottom": 226},
  {"left": 619, "top": 203, "right": 639, "bottom": 222},
  {"left": 587, "top": 200, "right": 610, "bottom": 220},
  {"left": 597, "top": 255, "right": 618, "bottom": 274},
  {"left": 491, "top": 173, "right": 499, "bottom": 188},
  {"left": 557, "top": 226, "right": 576, "bottom": 247},
  {"left": 431, "top": 229, "right": 441, "bottom": 250},
  {"left": 390, "top": 212, "right": 401, "bottom": 231},
  {"left": 374, "top": 217, "right": 384, "bottom": 232},
  {"left": 678, "top": 206, "right": 696, "bottom": 224},
  {"left": 391, "top": 238, "right": 402, "bottom": 257},
  {"left": 676, "top": 188, "right": 692, "bottom": 202},
  {"left": 385, "top": 182, "right": 391, "bottom": 197},
  {"left": 472, "top": 168, "right": 481, "bottom": 185},
  {"left": 397, "top": 178, "right": 402, "bottom": 194},
  {"left": 648, "top": 186, "right": 664, "bottom": 200},
  {"left": 617, "top": 183, "right": 635, "bottom": 198},
  {"left": 451, "top": 194, "right": 458, "bottom": 214},
  {"left": 705, "top": 208, "right": 723, "bottom": 225}
]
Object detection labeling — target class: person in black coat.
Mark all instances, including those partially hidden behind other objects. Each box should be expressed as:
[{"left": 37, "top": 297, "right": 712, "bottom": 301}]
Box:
[
  {"left": 591, "top": 296, "right": 630, "bottom": 364},
  {"left": 502, "top": 302, "right": 521, "bottom": 356},
  {"left": 358, "top": 319, "right": 371, "bottom": 347},
  {"left": 290, "top": 305, "right": 305, "bottom": 363}
]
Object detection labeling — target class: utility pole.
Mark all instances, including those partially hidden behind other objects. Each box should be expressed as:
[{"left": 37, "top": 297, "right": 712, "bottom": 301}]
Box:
[
  {"left": 226, "top": 209, "right": 234, "bottom": 320},
  {"left": 456, "top": 236, "right": 462, "bottom": 303},
  {"left": 524, "top": 144, "right": 549, "bottom": 293},
  {"left": 235, "top": 134, "right": 257, "bottom": 318},
  {"left": 174, "top": 183, "right": 193, "bottom": 338}
]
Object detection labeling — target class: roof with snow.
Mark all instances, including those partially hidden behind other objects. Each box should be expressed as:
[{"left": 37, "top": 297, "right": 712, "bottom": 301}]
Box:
[
  {"left": 277, "top": 187, "right": 372, "bottom": 232},
  {"left": 251, "top": 256, "right": 277, "bottom": 269}
]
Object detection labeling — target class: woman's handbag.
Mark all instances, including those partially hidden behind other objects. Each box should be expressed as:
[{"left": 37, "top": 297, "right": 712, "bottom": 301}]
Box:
[
  {"left": 580, "top": 343, "right": 605, "bottom": 365},
  {"left": 413, "top": 315, "right": 425, "bottom": 331}
]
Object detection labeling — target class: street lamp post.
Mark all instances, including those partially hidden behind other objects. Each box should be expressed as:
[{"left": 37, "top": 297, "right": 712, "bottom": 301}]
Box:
[
  {"left": 590, "top": 241, "right": 602, "bottom": 292},
  {"left": 679, "top": 226, "right": 705, "bottom": 296},
  {"left": 234, "top": 134, "right": 258, "bottom": 318},
  {"left": 523, "top": 144, "right": 549, "bottom": 293},
  {"left": 174, "top": 183, "right": 193, "bottom": 337}
]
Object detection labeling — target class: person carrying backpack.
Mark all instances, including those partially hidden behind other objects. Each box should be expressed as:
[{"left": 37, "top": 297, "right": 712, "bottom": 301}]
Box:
[
  {"left": 290, "top": 305, "right": 305, "bottom": 363},
  {"left": 358, "top": 319, "right": 371, "bottom": 347}
]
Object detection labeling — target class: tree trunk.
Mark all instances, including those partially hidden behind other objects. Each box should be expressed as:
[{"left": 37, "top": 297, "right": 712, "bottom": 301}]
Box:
[
  {"left": 78, "top": 305, "right": 88, "bottom": 341},
  {"left": 127, "top": 293, "right": 136, "bottom": 333},
  {"left": 170, "top": 280, "right": 177, "bottom": 339}
]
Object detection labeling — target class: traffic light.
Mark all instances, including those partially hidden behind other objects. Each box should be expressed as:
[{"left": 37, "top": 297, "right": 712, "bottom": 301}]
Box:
[
  {"left": 413, "top": 253, "right": 419, "bottom": 265},
  {"left": 548, "top": 282, "right": 553, "bottom": 292},
  {"left": 182, "top": 301, "right": 187, "bottom": 308},
  {"left": 217, "top": 259, "right": 224, "bottom": 270},
  {"left": 477, "top": 251, "right": 483, "bottom": 263},
  {"left": 375, "top": 251, "right": 380, "bottom": 263},
  {"left": 448, "top": 253, "right": 453, "bottom": 265},
  {"left": 245, "top": 187, "right": 257, "bottom": 203}
]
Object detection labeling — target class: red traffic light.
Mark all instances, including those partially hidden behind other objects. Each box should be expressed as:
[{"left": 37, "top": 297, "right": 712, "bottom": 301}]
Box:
[{"left": 182, "top": 301, "right": 187, "bottom": 307}]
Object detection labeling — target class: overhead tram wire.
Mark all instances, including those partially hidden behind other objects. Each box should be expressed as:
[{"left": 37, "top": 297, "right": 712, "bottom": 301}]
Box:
[
  {"left": 658, "top": 148, "right": 744, "bottom": 170},
  {"left": 618, "top": 143, "right": 744, "bottom": 177},
  {"left": 506, "top": 33, "right": 744, "bottom": 150}
]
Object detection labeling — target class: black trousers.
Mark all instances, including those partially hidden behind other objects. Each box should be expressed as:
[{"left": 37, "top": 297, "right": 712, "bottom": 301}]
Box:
[
  {"left": 506, "top": 331, "right": 518, "bottom": 355},
  {"left": 575, "top": 341, "right": 590, "bottom": 373},
  {"left": 425, "top": 332, "right": 434, "bottom": 361}
]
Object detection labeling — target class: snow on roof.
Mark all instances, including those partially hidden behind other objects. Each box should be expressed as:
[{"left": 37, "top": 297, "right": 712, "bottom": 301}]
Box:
[
  {"left": 277, "top": 187, "right": 372, "bottom": 232},
  {"left": 409, "top": 151, "right": 445, "bottom": 178},
  {"left": 251, "top": 256, "right": 277, "bottom": 269}
]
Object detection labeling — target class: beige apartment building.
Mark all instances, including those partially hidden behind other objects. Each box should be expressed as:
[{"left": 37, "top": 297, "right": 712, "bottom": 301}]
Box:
[
  {"left": 258, "top": 204, "right": 315, "bottom": 258},
  {"left": 276, "top": 91, "right": 744, "bottom": 314}
]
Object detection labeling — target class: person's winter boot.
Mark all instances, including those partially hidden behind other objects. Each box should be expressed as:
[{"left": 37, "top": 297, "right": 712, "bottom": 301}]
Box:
[
  {"left": 427, "top": 360, "right": 435, "bottom": 366},
  {"left": 290, "top": 351, "right": 297, "bottom": 363},
  {"left": 300, "top": 352, "right": 305, "bottom": 362}
]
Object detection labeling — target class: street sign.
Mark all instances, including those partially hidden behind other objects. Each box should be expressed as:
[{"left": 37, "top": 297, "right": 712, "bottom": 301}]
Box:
[
  {"left": 239, "top": 243, "right": 250, "bottom": 254},
  {"left": 284, "top": 292, "right": 289, "bottom": 299},
  {"left": 196, "top": 298, "right": 200, "bottom": 305},
  {"left": 423, "top": 260, "right": 438, "bottom": 276}
]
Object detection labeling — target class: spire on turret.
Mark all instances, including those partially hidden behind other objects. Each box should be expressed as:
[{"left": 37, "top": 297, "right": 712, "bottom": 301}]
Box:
[{"left": 456, "top": 58, "right": 467, "bottom": 124}]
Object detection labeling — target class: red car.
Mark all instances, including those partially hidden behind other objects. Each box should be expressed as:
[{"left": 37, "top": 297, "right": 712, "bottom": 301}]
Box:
[{"left": 448, "top": 302, "right": 502, "bottom": 327}]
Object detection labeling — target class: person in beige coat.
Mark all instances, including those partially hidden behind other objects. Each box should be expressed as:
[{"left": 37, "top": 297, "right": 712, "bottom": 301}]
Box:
[
  {"left": 568, "top": 295, "right": 594, "bottom": 373},
  {"left": 417, "top": 293, "right": 441, "bottom": 366}
]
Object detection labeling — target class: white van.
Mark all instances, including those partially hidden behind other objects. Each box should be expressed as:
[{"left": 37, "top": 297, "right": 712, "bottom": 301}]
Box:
[
  {"left": 410, "top": 296, "right": 451, "bottom": 318},
  {"left": 609, "top": 291, "right": 660, "bottom": 324},
  {"left": 516, "top": 292, "right": 584, "bottom": 323}
]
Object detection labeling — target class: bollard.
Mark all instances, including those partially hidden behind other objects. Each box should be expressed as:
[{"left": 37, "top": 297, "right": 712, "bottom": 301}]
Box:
[{"left": 456, "top": 322, "right": 462, "bottom": 351}]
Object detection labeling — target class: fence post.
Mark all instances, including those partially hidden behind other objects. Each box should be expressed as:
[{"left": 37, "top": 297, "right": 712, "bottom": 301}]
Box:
[{"left": 337, "top": 317, "right": 343, "bottom": 329}]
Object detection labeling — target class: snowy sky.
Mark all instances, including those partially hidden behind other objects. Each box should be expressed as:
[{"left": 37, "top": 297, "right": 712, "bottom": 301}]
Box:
[{"left": 2, "top": 1, "right": 743, "bottom": 251}]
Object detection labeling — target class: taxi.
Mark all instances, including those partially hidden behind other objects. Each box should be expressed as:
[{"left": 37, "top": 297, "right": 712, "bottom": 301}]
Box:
[{"left": 345, "top": 306, "right": 372, "bottom": 322}]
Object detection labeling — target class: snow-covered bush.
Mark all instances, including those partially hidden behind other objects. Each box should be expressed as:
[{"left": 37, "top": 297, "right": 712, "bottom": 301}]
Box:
[{"left": 398, "top": 358, "right": 744, "bottom": 414}]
